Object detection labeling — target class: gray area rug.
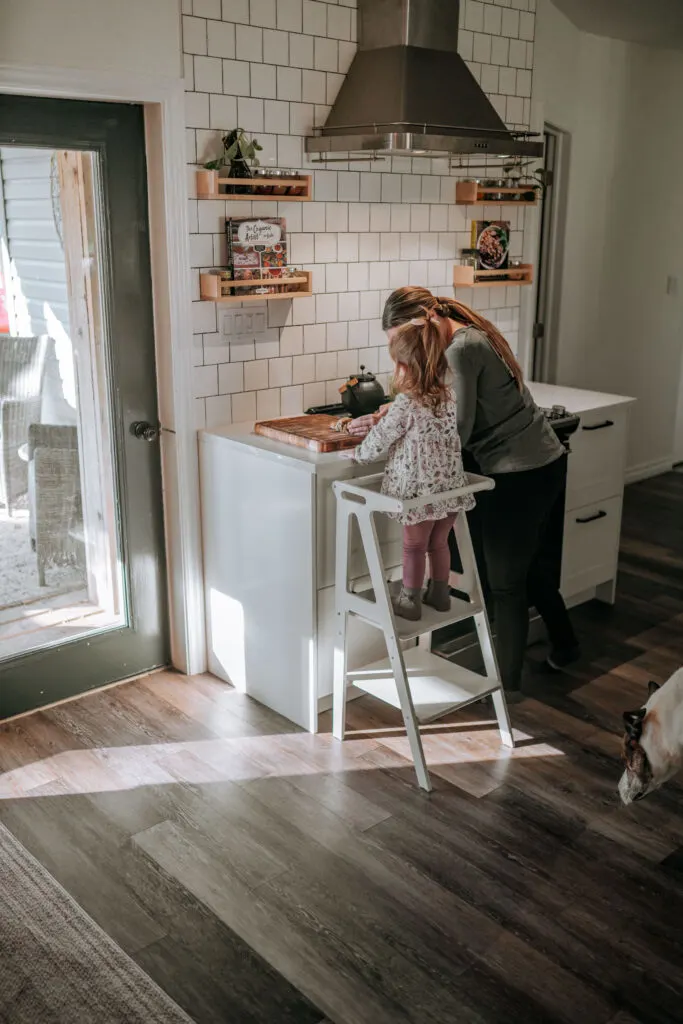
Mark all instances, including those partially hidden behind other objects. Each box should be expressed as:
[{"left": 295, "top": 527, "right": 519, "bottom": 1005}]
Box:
[{"left": 0, "top": 821, "right": 194, "bottom": 1023}]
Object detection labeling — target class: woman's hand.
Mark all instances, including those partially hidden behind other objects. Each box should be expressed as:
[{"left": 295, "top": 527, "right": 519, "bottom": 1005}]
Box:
[{"left": 346, "top": 404, "right": 391, "bottom": 437}]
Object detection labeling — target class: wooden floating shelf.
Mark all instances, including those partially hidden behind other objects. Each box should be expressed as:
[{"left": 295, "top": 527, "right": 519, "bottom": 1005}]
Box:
[
  {"left": 453, "top": 264, "right": 533, "bottom": 289},
  {"left": 455, "top": 181, "right": 538, "bottom": 206},
  {"left": 200, "top": 270, "right": 313, "bottom": 303},
  {"left": 196, "top": 169, "right": 312, "bottom": 201}
]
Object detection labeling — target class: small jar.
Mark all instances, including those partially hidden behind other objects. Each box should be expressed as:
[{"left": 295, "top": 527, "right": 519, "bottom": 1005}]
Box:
[
  {"left": 460, "top": 248, "right": 479, "bottom": 271},
  {"left": 252, "top": 168, "right": 274, "bottom": 195},
  {"left": 286, "top": 172, "right": 306, "bottom": 196},
  {"left": 271, "top": 169, "right": 289, "bottom": 196}
]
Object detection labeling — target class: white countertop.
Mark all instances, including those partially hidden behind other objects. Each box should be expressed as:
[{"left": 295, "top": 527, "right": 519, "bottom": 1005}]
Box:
[{"left": 201, "top": 381, "right": 636, "bottom": 473}]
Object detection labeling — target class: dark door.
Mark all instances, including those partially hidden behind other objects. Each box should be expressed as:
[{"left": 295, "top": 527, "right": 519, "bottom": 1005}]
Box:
[{"left": 0, "top": 95, "right": 169, "bottom": 718}]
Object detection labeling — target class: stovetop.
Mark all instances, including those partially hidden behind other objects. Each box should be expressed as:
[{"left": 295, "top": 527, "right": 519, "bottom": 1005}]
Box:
[{"left": 305, "top": 402, "right": 581, "bottom": 436}]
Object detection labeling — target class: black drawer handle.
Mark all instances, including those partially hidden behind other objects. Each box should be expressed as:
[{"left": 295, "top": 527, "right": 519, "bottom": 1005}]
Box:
[
  {"left": 576, "top": 510, "right": 607, "bottom": 524},
  {"left": 582, "top": 420, "right": 614, "bottom": 431}
]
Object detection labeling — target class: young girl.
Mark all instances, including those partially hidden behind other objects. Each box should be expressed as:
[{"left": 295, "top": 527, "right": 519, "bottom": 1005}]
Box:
[{"left": 349, "top": 312, "right": 474, "bottom": 621}]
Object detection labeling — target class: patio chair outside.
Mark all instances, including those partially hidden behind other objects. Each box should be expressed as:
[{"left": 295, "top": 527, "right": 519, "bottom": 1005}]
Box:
[{"left": 0, "top": 334, "right": 49, "bottom": 516}]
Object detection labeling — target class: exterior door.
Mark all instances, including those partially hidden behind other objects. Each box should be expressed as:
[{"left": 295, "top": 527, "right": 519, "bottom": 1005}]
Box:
[{"left": 0, "top": 95, "right": 168, "bottom": 718}]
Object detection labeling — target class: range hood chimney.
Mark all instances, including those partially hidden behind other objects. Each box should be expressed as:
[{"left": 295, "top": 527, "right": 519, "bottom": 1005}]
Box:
[{"left": 305, "top": 0, "right": 543, "bottom": 159}]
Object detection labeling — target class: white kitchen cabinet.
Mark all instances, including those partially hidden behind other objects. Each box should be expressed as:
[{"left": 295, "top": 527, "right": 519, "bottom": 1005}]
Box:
[{"left": 200, "top": 382, "right": 634, "bottom": 732}]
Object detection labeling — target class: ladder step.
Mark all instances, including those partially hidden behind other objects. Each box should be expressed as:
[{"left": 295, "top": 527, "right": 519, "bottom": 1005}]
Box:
[
  {"left": 347, "top": 648, "right": 500, "bottom": 724},
  {"left": 350, "top": 588, "right": 480, "bottom": 640}
]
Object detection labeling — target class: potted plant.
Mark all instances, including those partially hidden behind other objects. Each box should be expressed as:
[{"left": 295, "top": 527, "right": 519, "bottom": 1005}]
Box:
[{"left": 197, "top": 128, "right": 263, "bottom": 197}]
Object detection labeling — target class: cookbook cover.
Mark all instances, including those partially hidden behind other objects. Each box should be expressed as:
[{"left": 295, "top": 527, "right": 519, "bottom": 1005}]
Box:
[
  {"left": 471, "top": 220, "right": 510, "bottom": 270},
  {"left": 226, "top": 217, "right": 287, "bottom": 276}
]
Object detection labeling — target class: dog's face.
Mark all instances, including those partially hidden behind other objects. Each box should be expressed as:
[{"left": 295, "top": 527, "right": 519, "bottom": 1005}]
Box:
[{"left": 618, "top": 677, "right": 682, "bottom": 804}]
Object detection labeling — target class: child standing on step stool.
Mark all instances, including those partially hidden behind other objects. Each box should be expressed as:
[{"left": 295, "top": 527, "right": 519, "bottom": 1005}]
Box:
[{"left": 348, "top": 312, "right": 475, "bottom": 621}]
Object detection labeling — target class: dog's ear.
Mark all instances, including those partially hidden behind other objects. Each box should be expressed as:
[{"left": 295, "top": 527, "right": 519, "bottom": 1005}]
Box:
[
  {"left": 648, "top": 680, "right": 660, "bottom": 698},
  {"left": 623, "top": 707, "right": 646, "bottom": 742}
]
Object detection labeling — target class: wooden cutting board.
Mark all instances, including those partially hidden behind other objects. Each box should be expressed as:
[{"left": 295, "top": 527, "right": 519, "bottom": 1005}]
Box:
[{"left": 254, "top": 414, "right": 359, "bottom": 452}]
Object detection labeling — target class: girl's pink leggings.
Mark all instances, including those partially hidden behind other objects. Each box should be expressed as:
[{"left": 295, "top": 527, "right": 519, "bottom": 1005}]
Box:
[{"left": 402, "top": 515, "right": 456, "bottom": 590}]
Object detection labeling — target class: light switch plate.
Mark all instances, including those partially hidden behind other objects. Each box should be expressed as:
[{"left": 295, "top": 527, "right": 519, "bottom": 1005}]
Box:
[{"left": 222, "top": 305, "right": 268, "bottom": 340}]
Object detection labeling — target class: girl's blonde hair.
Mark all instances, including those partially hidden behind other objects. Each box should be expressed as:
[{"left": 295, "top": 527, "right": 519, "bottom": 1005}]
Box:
[
  {"left": 382, "top": 286, "right": 524, "bottom": 391},
  {"left": 388, "top": 313, "right": 450, "bottom": 412}
]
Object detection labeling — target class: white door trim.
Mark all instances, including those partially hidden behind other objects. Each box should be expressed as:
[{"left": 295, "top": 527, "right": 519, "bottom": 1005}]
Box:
[{"left": 0, "top": 63, "right": 206, "bottom": 675}]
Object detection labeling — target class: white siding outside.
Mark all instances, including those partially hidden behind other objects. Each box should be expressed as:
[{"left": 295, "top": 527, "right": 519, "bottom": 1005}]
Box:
[{"left": 0, "top": 146, "right": 75, "bottom": 424}]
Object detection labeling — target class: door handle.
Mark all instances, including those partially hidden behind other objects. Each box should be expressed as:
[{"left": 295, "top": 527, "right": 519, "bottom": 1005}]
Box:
[
  {"left": 130, "top": 421, "right": 159, "bottom": 442},
  {"left": 576, "top": 510, "right": 607, "bottom": 524},
  {"left": 582, "top": 420, "right": 614, "bottom": 431}
]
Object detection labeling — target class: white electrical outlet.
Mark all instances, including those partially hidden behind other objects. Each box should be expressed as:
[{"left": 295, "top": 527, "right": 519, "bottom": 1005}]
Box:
[{"left": 222, "top": 305, "right": 268, "bottom": 339}]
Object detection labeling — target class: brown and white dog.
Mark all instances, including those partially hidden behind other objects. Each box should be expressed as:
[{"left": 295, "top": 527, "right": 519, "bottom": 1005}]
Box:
[{"left": 619, "top": 667, "right": 683, "bottom": 804}]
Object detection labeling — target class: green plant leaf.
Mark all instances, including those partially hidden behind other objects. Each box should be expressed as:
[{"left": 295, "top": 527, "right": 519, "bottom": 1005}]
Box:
[
  {"left": 253, "top": 141, "right": 263, "bottom": 151},
  {"left": 225, "top": 141, "right": 239, "bottom": 160},
  {"left": 203, "top": 159, "right": 221, "bottom": 170}
]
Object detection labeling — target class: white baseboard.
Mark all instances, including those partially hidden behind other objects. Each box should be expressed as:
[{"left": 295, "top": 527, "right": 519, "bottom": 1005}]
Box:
[{"left": 625, "top": 457, "right": 674, "bottom": 485}]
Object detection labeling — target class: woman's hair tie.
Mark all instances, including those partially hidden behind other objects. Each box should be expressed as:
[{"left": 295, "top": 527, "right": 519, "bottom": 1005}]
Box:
[{"left": 409, "top": 316, "right": 439, "bottom": 326}]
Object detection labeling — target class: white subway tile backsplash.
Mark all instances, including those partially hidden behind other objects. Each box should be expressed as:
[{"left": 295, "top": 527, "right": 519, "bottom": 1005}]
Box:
[
  {"left": 325, "top": 263, "right": 348, "bottom": 292},
  {"left": 207, "top": 20, "right": 235, "bottom": 58},
  {"left": 256, "top": 388, "right": 281, "bottom": 418},
  {"left": 222, "top": 58, "right": 250, "bottom": 95},
  {"left": 185, "top": 0, "right": 533, "bottom": 415},
  {"left": 303, "top": 323, "right": 326, "bottom": 353},
  {"left": 289, "top": 101, "right": 315, "bottom": 134},
  {"left": 250, "top": 0, "right": 276, "bottom": 29},
  {"left": 303, "top": 0, "right": 327, "bottom": 37},
  {"left": 501, "top": 8, "right": 520, "bottom": 37},
  {"left": 237, "top": 96, "right": 264, "bottom": 132},
  {"left": 302, "top": 202, "right": 326, "bottom": 232},
  {"left": 325, "top": 202, "right": 348, "bottom": 232},
  {"left": 251, "top": 62, "right": 277, "bottom": 98},
  {"left": 519, "top": 11, "right": 534, "bottom": 41},
  {"left": 327, "top": 321, "right": 348, "bottom": 350},
  {"left": 184, "top": 15, "right": 208, "bottom": 55},
  {"left": 277, "top": 65, "right": 302, "bottom": 100},
  {"left": 338, "top": 291, "right": 360, "bottom": 321},
  {"left": 369, "top": 204, "right": 391, "bottom": 233},
  {"left": 508, "top": 38, "right": 527, "bottom": 69},
  {"left": 327, "top": 4, "right": 351, "bottom": 40},
  {"left": 290, "top": 232, "right": 315, "bottom": 263},
  {"left": 360, "top": 173, "right": 381, "bottom": 203},
  {"left": 337, "top": 232, "right": 359, "bottom": 262},
  {"left": 301, "top": 68, "right": 327, "bottom": 103},
  {"left": 292, "top": 295, "right": 317, "bottom": 325},
  {"left": 280, "top": 325, "right": 304, "bottom": 356},
  {"left": 491, "top": 35, "right": 510, "bottom": 65},
  {"left": 289, "top": 32, "right": 314, "bottom": 68},
  {"left": 316, "top": 292, "right": 338, "bottom": 322},
  {"left": 314, "top": 233, "right": 337, "bottom": 263},
  {"left": 194, "top": 363, "right": 219, "bottom": 398},
  {"left": 277, "top": 0, "right": 303, "bottom": 33},
  {"left": 280, "top": 384, "right": 304, "bottom": 415},
  {"left": 359, "top": 291, "right": 380, "bottom": 319},
  {"left": 348, "top": 262, "right": 368, "bottom": 291},
  {"left": 338, "top": 171, "right": 360, "bottom": 202},
  {"left": 244, "top": 359, "right": 269, "bottom": 391},
  {"left": 236, "top": 24, "right": 263, "bottom": 61},
  {"left": 232, "top": 390, "right": 256, "bottom": 422},
  {"left": 359, "top": 232, "right": 380, "bottom": 262}
]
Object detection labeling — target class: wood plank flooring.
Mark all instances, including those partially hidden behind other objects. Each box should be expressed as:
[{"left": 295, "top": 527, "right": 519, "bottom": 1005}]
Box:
[{"left": 1, "top": 472, "right": 683, "bottom": 1024}]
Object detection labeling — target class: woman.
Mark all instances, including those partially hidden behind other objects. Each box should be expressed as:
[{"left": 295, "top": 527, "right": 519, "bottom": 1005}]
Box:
[{"left": 348, "top": 286, "right": 579, "bottom": 692}]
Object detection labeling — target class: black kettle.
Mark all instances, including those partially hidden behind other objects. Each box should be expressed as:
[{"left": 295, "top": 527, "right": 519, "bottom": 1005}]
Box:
[{"left": 340, "top": 366, "right": 386, "bottom": 418}]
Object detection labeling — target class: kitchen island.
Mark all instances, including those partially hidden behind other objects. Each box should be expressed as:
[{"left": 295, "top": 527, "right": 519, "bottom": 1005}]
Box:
[{"left": 199, "top": 382, "right": 635, "bottom": 731}]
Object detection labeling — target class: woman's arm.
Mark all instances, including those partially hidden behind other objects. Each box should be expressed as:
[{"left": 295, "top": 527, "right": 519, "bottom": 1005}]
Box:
[
  {"left": 446, "top": 343, "right": 479, "bottom": 448},
  {"left": 353, "top": 397, "right": 409, "bottom": 464}
]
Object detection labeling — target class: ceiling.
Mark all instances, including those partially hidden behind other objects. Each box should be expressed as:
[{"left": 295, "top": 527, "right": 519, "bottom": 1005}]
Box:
[{"left": 552, "top": 0, "right": 683, "bottom": 48}]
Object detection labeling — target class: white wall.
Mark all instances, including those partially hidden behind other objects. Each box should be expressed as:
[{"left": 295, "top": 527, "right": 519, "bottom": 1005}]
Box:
[
  {"left": 184, "top": 0, "right": 541, "bottom": 431},
  {"left": 535, "top": 0, "right": 683, "bottom": 474},
  {"left": 0, "top": 0, "right": 182, "bottom": 79}
]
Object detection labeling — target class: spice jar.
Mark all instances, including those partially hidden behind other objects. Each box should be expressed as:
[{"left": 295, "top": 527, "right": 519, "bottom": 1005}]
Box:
[
  {"left": 271, "top": 169, "right": 289, "bottom": 196},
  {"left": 252, "top": 168, "right": 274, "bottom": 195}
]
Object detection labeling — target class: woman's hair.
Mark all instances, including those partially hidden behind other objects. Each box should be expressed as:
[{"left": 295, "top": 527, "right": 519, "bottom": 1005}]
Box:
[
  {"left": 387, "top": 315, "right": 450, "bottom": 412},
  {"left": 382, "top": 286, "right": 524, "bottom": 391}
]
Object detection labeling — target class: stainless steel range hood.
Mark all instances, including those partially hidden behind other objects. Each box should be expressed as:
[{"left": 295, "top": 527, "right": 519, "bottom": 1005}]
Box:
[{"left": 305, "top": 0, "right": 543, "bottom": 160}]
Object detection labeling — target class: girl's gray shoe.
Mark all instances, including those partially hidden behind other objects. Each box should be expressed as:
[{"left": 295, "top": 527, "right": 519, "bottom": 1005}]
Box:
[{"left": 423, "top": 579, "right": 451, "bottom": 612}]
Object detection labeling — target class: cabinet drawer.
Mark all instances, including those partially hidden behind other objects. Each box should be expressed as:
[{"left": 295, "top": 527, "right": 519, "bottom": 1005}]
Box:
[
  {"left": 316, "top": 469, "right": 403, "bottom": 590},
  {"left": 561, "top": 495, "right": 622, "bottom": 598},
  {"left": 565, "top": 406, "right": 628, "bottom": 510}
]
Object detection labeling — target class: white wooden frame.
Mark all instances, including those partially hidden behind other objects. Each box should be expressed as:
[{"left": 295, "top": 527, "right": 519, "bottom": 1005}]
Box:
[{"left": 0, "top": 64, "right": 205, "bottom": 675}]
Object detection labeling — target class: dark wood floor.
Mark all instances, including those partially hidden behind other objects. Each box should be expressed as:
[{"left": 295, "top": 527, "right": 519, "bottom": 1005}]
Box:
[{"left": 1, "top": 472, "right": 683, "bottom": 1024}]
